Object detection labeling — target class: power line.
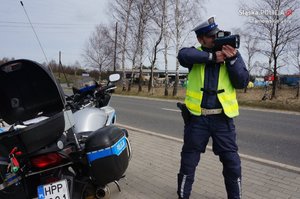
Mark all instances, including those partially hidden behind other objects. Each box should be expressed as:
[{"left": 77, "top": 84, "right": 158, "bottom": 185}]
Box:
[
  {"left": 20, "top": 1, "right": 48, "bottom": 63},
  {"left": 0, "top": 24, "right": 94, "bottom": 30},
  {"left": 0, "top": 20, "right": 97, "bottom": 26}
]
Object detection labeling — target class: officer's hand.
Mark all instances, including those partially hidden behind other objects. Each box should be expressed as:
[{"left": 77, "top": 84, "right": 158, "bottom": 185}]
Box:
[
  {"left": 222, "top": 45, "right": 237, "bottom": 59},
  {"left": 215, "top": 51, "right": 226, "bottom": 63}
]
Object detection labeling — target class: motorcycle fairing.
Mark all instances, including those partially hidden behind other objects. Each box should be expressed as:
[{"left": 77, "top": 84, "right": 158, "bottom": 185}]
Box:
[{"left": 73, "top": 107, "right": 107, "bottom": 134}]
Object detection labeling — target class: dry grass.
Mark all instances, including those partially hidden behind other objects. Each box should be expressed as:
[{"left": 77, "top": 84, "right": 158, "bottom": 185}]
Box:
[
  {"left": 115, "top": 84, "right": 300, "bottom": 112},
  {"left": 236, "top": 87, "right": 300, "bottom": 112},
  {"left": 115, "top": 85, "right": 185, "bottom": 101},
  {"left": 55, "top": 71, "right": 300, "bottom": 112}
]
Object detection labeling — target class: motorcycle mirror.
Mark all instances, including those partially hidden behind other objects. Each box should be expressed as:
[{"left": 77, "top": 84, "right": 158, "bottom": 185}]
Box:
[{"left": 109, "top": 74, "right": 120, "bottom": 83}]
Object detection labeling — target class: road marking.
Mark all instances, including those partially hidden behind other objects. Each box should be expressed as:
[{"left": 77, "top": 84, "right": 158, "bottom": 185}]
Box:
[
  {"left": 114, "top": 95, "right": 300, "bottom": 115},
  {"left": 240, "top": 106, "right": 300, "bottom": 115},
  {"left": 161, "top": 108, "right": 181, "bottom": 112},
  {"left": 117, "top": 123, "right": 300, "bottom": 174}
]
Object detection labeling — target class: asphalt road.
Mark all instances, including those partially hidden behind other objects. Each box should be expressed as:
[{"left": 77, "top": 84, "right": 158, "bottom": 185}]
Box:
[{"left": 110, "top": 95, "right": 300, "bottom": 167}]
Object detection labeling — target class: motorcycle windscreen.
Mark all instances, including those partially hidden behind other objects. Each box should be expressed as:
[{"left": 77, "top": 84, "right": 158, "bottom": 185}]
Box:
[{"left": 0, "top": 59, "right": 65, "bottom": 124}]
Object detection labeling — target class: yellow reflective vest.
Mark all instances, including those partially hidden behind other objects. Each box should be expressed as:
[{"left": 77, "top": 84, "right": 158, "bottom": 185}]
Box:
[{"left": 184, "top": 47, "right": 239, "bottom": 118}]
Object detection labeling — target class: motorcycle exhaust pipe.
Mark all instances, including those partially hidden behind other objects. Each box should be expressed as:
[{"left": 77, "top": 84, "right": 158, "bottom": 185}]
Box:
[{"left": 95, "top": 185, "right": 110, "bottom": 199}]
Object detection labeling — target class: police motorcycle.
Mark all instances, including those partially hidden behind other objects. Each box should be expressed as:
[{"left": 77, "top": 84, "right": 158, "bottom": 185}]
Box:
[
  {"left": 66, "top": 73, "right": 119, "bottom": 115},
  {"left": 0, "top": 59, "right": 131, "bottom": 199}
]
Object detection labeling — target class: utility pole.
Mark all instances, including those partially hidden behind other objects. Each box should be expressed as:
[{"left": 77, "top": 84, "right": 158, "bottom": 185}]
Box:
[
  {"left": 297, "top": 80, "right": 300, "bottom": 99},
  {"left": 58, "top": 53, "right": 61, "bottom": 79},
  {"left": 59, "top": 51, "right": 61, "bottom": 79},
  {"left": 113, "top": 22, "right": 118, "bottom": 72},
  {"left": 59, "top": 51, "right": 70, "bottom": 87}
]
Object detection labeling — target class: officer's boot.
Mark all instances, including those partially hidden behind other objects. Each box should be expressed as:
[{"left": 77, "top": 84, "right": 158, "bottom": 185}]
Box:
[
  {"left": 177, "top": 173, "right": 194, "bottom": 199},
  {"left": 224, "top": 175, "right": 242, "bottom": 199},
  {"left": 219, "top": 152, "right": 242, "bottom": 199}
]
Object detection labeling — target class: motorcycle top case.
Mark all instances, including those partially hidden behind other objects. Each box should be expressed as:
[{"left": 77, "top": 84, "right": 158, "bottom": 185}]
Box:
[
  {"left": 0, "top": 59, "right": 66, "bottom": 154},
  {"left": 85, "top": 125, "right": 129, "bottom": 186}
]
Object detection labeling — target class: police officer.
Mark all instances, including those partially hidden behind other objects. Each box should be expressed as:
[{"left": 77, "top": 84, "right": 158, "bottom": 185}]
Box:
[{"left": 177, "top": 16, "right": 249, "bottom": 199}]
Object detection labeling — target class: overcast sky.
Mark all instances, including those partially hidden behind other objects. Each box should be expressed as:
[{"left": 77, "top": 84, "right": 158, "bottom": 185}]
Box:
[{"left": 0, "top": 0, "right": 248, "bottom": 70}]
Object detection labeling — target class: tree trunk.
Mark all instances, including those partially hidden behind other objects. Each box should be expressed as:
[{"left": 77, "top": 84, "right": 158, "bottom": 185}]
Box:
[
  {"left": 297, "top": 81, "right": 300, "bottom": 99},
  {"left": 98, "top": 65, "right": 102, "bottom": 83},
  {"left": 271, "top": 55, "right": 277, "bottom": 99},
  {"left": 128, "top": 58, "right": 136, "bottom": 92},
  {"left": 148, "top": 65, "right": 154, "bottom": 93},
  {"left": 271, "top": 10, "right": 281, "bottom": 100},
  {"left": 164, "top": 66, "right": 169, "bottom": 96},
  {"left": 138, "top": 67, "right": 143, "bottom": 92},
  {"left": 163, "top": 0, "right": 168, "bottom": 96},
  {"left": 113, "top": 22, "right": 118, "bottom": 72},
  {"left": 148, "top": 0, "right": 165, "bottom": 94},
  {"left": 128, "top": 39, "right": 139, "bottom": 92},
  {"left": 137, "top": 0, "right": 147, "bottom": 93},
  {"left": 173, "top": 70, "right": 179, "bottom": 96},
  {"left": 244, "top": 55, "right": 251, "bottom": 93},
  {"left": 172, "top": 0, "right": 180, "bottom": 96},
  {"left": 121, "top": 0, "right": 133, "bottom": 92},
  {"left": 138, "top": 30, "right": 144, "bottom": 93},
  {"left": 128, "top": 69, "right": 134, "bottom": 92},
  {"left": 148, "top": 31, "right": 163, "bottom": 93},
  {"left": 296, "top": 44, "right": 300, "bottom": 98}
]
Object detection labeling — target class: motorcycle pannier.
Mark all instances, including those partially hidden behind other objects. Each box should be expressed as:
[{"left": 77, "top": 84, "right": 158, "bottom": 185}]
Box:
[{"left": 85, "top": 126, "right": 129, "bottom": 186}]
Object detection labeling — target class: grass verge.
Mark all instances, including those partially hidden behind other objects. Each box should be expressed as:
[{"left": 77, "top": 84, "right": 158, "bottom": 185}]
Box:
[{"left": 115, "top": 85, "right": 300, "bottom": 112}]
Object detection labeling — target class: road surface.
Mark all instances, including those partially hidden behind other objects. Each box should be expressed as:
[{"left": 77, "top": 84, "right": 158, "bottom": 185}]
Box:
[{"left": 111, "top": 95, "right": 300, "bottom": 167}]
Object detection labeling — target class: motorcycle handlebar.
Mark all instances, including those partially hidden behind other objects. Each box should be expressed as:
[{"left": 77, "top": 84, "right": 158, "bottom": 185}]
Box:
[
  {"left": 66, "top": 83, "right": 117, "bottom": 111},
  {"left": 97, "top": 84, "right": 116, "bottom": 93}
]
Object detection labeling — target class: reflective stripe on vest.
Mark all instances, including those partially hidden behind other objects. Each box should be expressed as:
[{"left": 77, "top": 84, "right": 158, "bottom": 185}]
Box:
[{"left": 184, "top": 47, "right": 239, "bottom": 118}]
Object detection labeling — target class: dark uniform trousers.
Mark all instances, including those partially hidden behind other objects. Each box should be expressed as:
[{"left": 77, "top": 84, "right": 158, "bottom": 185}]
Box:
[{"left": 177, "top": 113, "right": 242, "bottom": 199}]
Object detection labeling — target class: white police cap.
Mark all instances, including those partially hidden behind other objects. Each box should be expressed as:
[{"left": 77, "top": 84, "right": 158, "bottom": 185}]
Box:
[{"left": 192, "top": 16, "right": 219, "bottom": 37}]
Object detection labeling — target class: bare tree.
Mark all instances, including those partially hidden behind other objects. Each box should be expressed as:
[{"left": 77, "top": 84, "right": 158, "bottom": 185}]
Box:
[
  {"left": 170, "top": 0, "right": 205, "bottom": 96},
  {"left": 250, "top": 61, "right": 268, "bottom": 76},
  {"left": 135, "top": 0, "right": 151, "bottom": 92},
  {"left": 241, "top": 0, "right": 300, "bottom": 99},
  {"left": 295, "top": 44, "right": 300, "bottom": 98},
  {"left": 0, "top": 57, "right": 15, "bottom": 65},
  {"left": 126, "top": 34, "right": 139, "bottom": 91},
  {"left": 126, "top": 26, "right": 140, "bottom": 91},
  {"left": 147, "top": 0, "right": 166, "bottom": 93},
  {"left": 108, "top": 0, "right": 204, "bottom": 94},
  {"left": 289, "top": 43, "right": 300, "bottom": 74},
  {"left": 237, "top": 28, "right": 260, "bottom": 92},
  {"left": 163, "top": 1, "right": 170, "bottom": 96},
  {"left": 172, "top": 0, "right": 180, "bottom": 96},
  {"left": 110, "top": 0, "right": 140, "bottom": 91},
  {"left": 82, "top": 24, "right": 115, "bottom": 82},
  {"left": 288, "top": 43, "right": 300, "bottom": 97},
  {"left": 119, "top": 0, "right": 150, "bottom": 92},
  {"left": 111, "top": 0, "right": 134, "bottom": 91}
]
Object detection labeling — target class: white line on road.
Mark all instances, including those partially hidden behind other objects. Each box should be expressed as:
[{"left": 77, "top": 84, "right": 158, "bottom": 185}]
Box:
[
  {"left": 161, "top": 108, "right": 181, "bottom": 112},
  {"left": 114, "top": 95, "right": 300, "bottom": 115},
  {"left": 117, "top": 123, "right": 300, "bottom": 174}
]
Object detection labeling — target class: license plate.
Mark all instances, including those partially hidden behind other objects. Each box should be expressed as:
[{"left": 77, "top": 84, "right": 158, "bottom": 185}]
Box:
[{"left": 37, "top": 179, "right": 70, "bottom": 199}]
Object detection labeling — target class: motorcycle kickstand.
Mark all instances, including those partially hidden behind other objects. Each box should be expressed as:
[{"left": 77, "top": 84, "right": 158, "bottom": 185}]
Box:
[
  {"left": 114, "top": 175, "right": 126, "bottom": 192},
  {"left": 113, "top": 180, "right": 121, "bottom": 192}
]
